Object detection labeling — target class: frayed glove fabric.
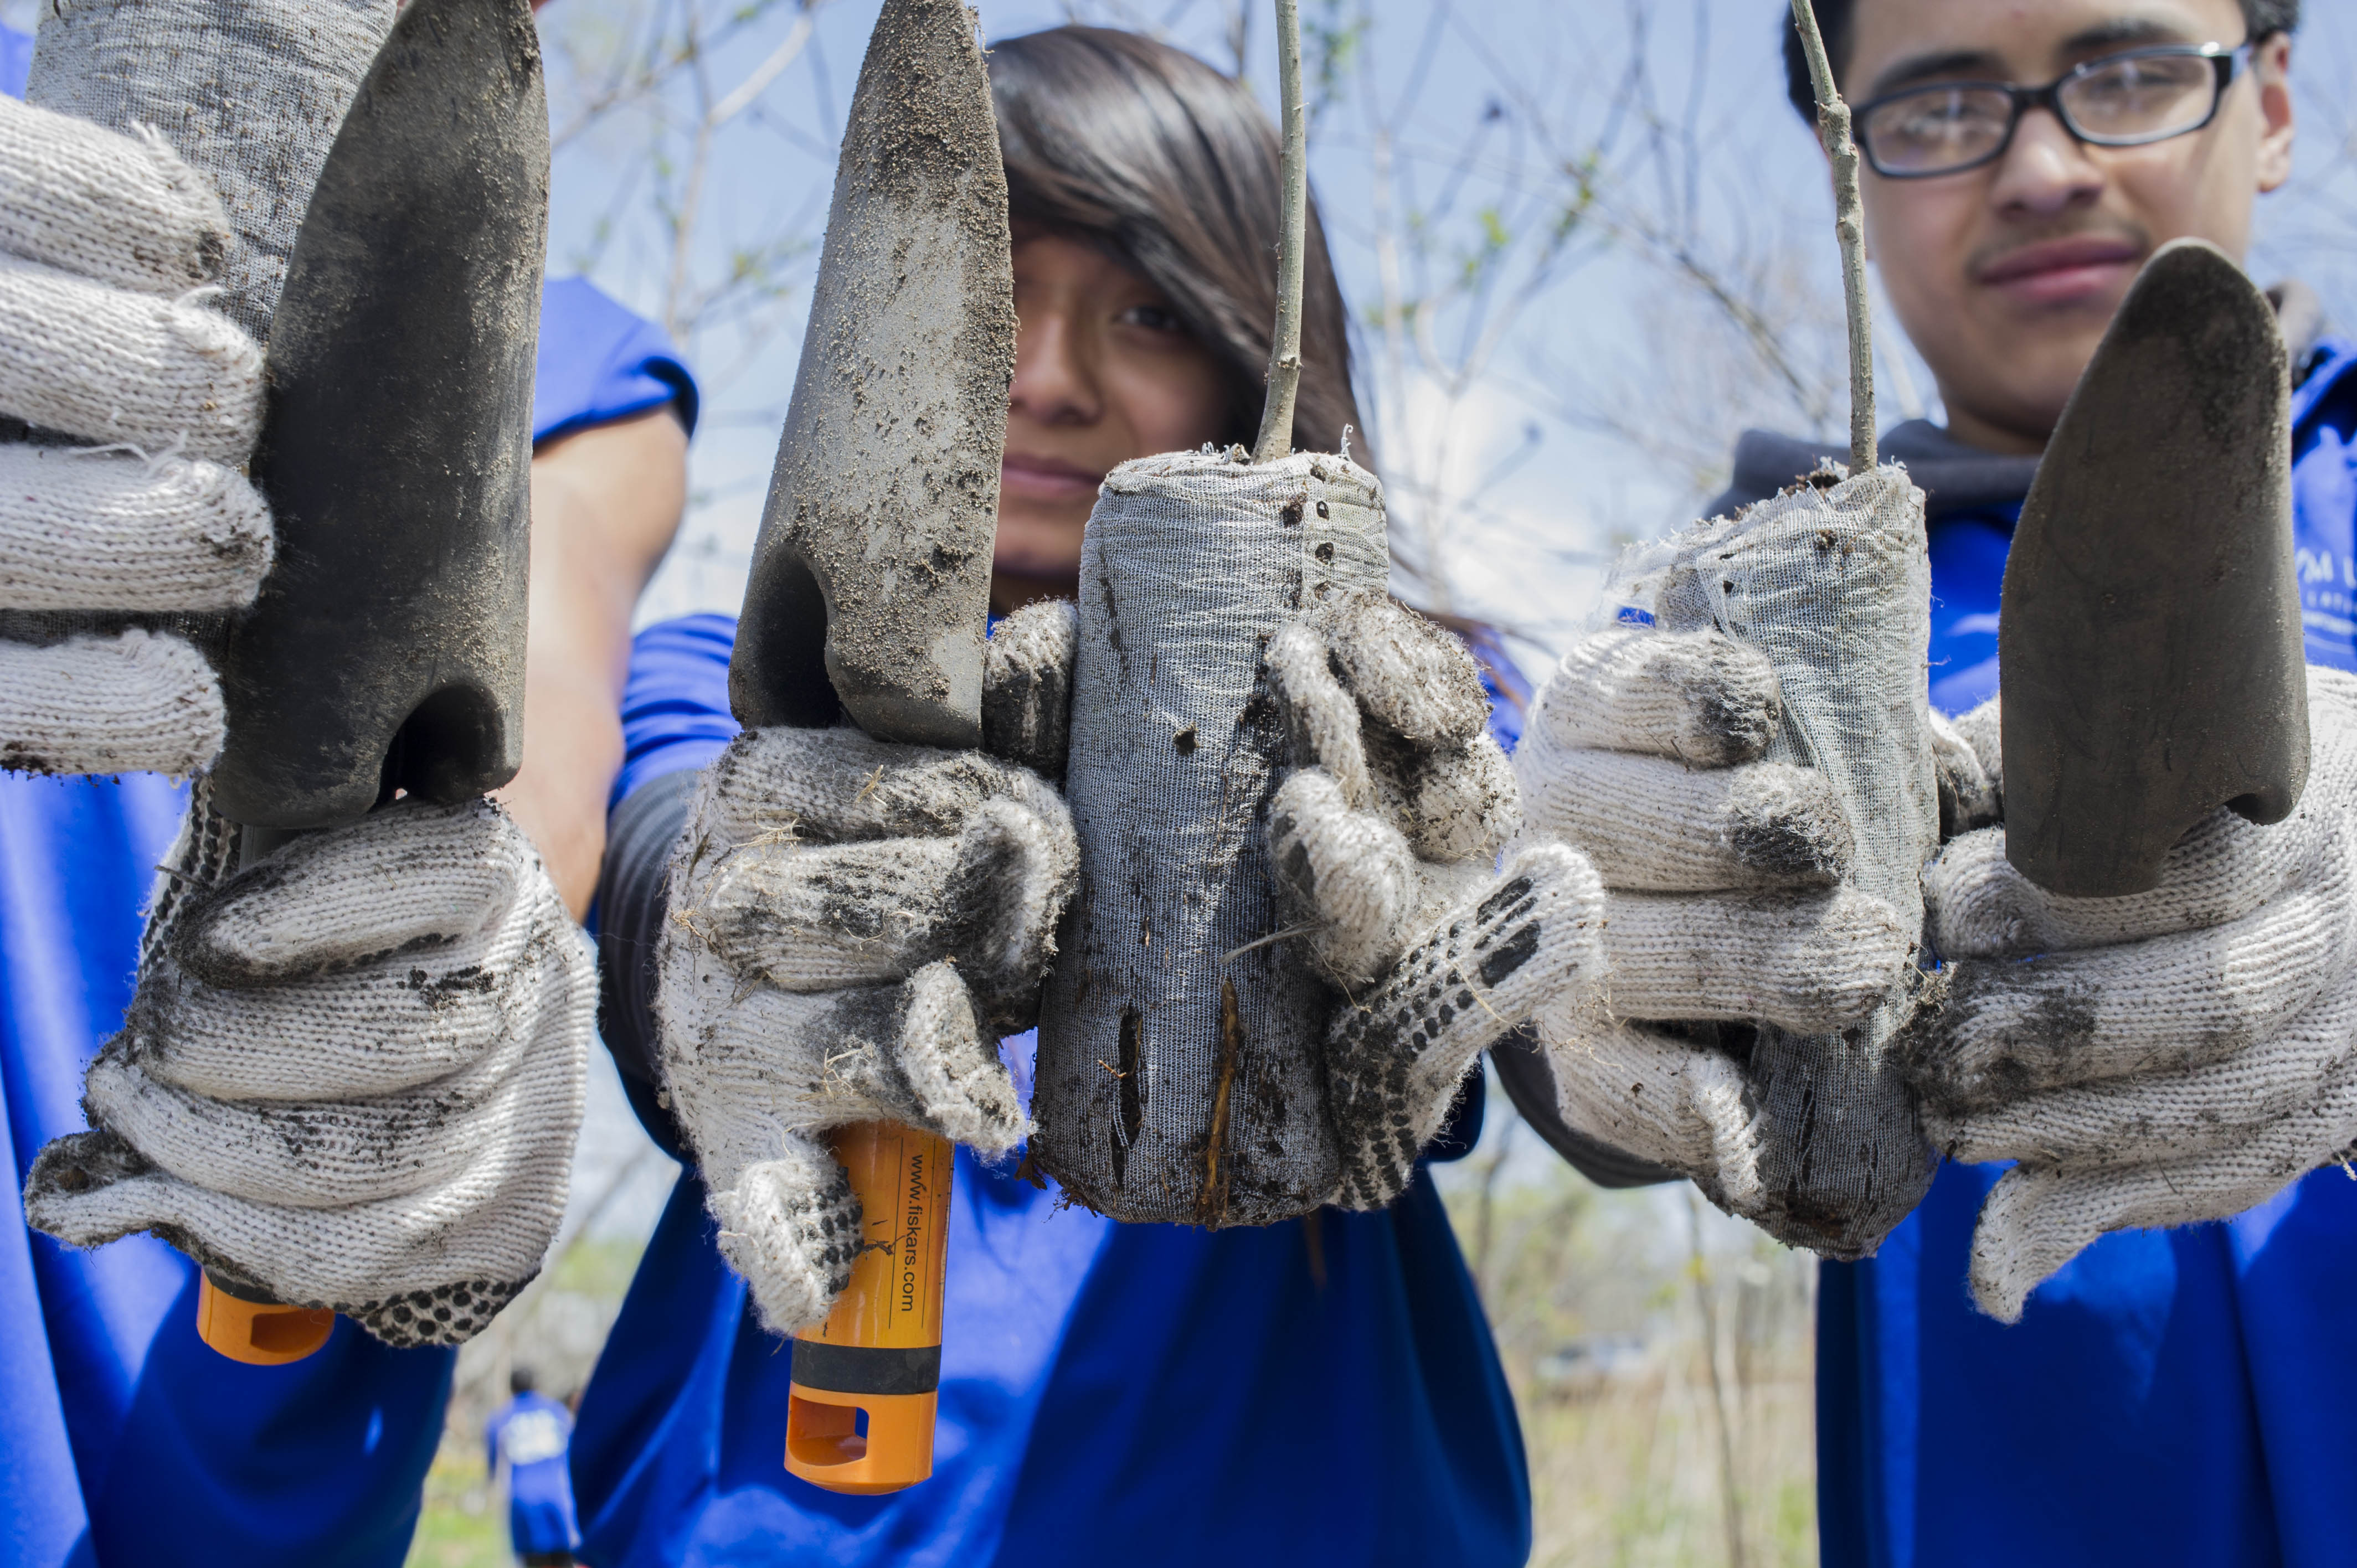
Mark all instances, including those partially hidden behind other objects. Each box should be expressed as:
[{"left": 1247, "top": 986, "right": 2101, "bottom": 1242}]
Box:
[
  {"left": 1929, "top": 700, "right": 2003, "bottom": 839},
  {"left": 1514, "top": 467, "right": 1943, "bottom": 1257},
  {"left": 1264, "top": 591, "right": 1603, "bottom": 1210},
  {"left": 0, "top": 99, "right": 230, "bottom": 292},
  {"left": 1905, "top": 670, "right": 2357, "bottom": 1321},
  {"left": 655, "top": 600, "right": 1079, "bottom": 1335},
  {"left": 1511, "top": 620, "right": 1919, "bottom": 1234},
  {"left": 0, "top": 86, "right": 275, "bottom": 778},
  {"left": 23, "top": 793, "right": 595, "bottom": 1347},
  {"left": 0, "top": 628, "right": 227, "bottom": 775}
]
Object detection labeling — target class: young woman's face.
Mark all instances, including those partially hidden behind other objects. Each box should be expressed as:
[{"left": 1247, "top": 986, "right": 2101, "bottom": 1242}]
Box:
[{"left": 995, "top": 230, "right": 1229, "bottom": 610}]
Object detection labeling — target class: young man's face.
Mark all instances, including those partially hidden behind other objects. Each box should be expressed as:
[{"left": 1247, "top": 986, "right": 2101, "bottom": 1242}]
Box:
[{"left": 1849, "top": 0, "right": 2294, "bottom": 453}]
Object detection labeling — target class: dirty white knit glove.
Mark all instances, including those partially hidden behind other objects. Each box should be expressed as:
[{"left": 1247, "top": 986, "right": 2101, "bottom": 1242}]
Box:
[
  {"left": 656, "top": 600, "right": 1079, "bottom": 1334},
  {"left": 0, "top": 92, "right": 272, "bottom": 776},
  {"left": 24, "top": 794, "right": 594, "bottom": 1346},
  {"left": 1262, "top": 591, "right": 1602, "bottom": 1209},
  {"left": 1510, "top": 623, "right": 1918, "bottom": 1225},
  {"left": 1928, "top": 699, "right": 2004, "bottom": 840},
  {"left": 1904, "top": 672, "right": 2357, "bottom": 1322}
]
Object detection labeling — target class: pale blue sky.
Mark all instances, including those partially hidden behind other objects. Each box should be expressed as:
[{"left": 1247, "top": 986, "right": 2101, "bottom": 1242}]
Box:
[
  {"left": 538, "top": 0, "right": 2357, "bottom": 653},
  {"left": 551, "top": 0, "right": 1853, "bottom": 646},
  {"left": 13, "top": 0, "right": 2338, "bottom": 653}
]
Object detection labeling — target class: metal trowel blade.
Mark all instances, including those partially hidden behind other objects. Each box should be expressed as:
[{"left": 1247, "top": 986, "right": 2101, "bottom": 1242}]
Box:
[
  {"left": 212, "top": 0, "right": 547, "bottom": 829},
  {"left": 728, "top": 0, "right": 1015, "bottom": 749},
  {"left": 2000, "top": 237, "right": 2307, "bottom": 898}
]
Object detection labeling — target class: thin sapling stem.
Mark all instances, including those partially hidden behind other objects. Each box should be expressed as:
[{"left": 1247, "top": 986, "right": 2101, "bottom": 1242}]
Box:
[
  {"left": 1254, "top": 0, "right": 1308, "bottom": 464},
  {"left": 1789, "top": 0, "right": 1877, "bottom": 475}
]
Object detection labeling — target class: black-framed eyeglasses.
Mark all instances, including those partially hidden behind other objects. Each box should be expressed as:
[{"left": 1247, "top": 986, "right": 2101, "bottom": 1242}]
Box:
[{"left": 1854, "top": 42, "right": 2256, "bottom": 179}]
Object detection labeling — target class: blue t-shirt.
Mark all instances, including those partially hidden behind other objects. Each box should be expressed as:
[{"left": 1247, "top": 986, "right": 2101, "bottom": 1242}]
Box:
[
  {"left": 1818, "top": 338, "right": 2357, "bottom": 1568},
  {"left": 0, "top": 134, "right": 698, "bottom": 1566},
  {"left": 534, "top": 278, "right": 701, "bottom": 446},
  {"left": 487, "top": 1391, "right": 583, "bottom": 1557},
  {"left": 570, "top": 615, "right": 1531, "bottom": 1567}
]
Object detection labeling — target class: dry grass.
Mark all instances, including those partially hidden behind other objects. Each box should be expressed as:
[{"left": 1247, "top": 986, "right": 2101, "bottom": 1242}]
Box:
[
  {"left": 405, "top": 1448, "right": 503, "bottom": 1568},
  {"left": 1519, "top": 1351, "right": 1816, "bottom": 1567},
  {"left": 1439, "top": 1121, "right": 1819, "bottom": 1568}
]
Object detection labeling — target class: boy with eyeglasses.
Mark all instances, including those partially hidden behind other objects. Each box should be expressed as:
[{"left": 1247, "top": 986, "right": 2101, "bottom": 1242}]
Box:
[
  {"left": 1774, "top": 4, "right": 2345, "bottom": 1562},
  {"left": 1504, "top": 1, "right": 2357, "bottom": 1563}
]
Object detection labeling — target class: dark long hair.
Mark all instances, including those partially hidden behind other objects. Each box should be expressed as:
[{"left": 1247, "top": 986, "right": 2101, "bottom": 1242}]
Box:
[{"left": 989, "top": 26, "right": 1367, "bottom": 465}]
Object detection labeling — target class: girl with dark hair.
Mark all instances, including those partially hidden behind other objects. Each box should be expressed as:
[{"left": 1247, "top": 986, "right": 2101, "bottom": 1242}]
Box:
[
  {"left": 573, "top": 27, "right": 1531, "bottom": 1566},
  {"left": 986, "top": 25, "right": 1366, "bottom": 607}
]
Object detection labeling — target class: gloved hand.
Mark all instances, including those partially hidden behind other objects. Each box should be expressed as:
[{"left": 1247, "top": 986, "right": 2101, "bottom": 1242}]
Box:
[
  {"left": 1262, "top": 591, "right": 1604, "bottom": 1209},
  {"left": 1507, "top": 622, "right": 1919, "bottom": 1234},
  {"left": 24, "top": 795, "right": 595, "bottom": 1346},
  {"left": 656, "top": 600, "right": 1079, "bottom": 1334},
  {"left": 0, "top": 91, "right": 272, "bottom": 776},
  {"left": 1903, "top": 673, "right": 2357, "bottom": 1322}
]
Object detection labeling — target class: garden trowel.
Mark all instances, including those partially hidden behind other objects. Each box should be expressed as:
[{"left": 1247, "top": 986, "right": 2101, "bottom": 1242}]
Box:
[
  {"left": 729, "top": 0, "right": 1013, "bottom": 746},
  {"left": 197, "top": 0, "right": 548, "bottom": 1358},
  {"left": 211, "top": 0, "right": 545, "bottom": 832},
  {"left": 2002, "top": 238, "right": 2308, "bottom": 898},
  {"left": 724, "top": 0, "right": 1014, "bottom": 1495}
]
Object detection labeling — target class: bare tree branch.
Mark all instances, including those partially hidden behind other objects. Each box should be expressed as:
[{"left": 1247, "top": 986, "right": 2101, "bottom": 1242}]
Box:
[
  {"left": 1788, "top": 0, "right": 1874, "bottom": 471},
  {"left": 711, "top": 3, "right": 820, "bottom": 124},
  {"left": 1255, "top": 0, "right": 1310, "bottom": 462}
]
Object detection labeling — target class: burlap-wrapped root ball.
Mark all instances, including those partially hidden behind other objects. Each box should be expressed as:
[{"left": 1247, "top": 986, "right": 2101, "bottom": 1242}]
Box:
[
  {"left": 1034, "top": 448, "right": 1388, "bottom": 1225},
  {"left": 1632, "top": 463, "right": 1942, "bottom": 1256}
]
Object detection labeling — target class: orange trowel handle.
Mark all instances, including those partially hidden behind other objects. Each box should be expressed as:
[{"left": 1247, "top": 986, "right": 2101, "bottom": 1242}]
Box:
[
  {"left": 197, "top": 1268, "right": 334, "bottom": 1364},
  {"left": 784, "top": 1120, "right": 954, "bottom": 1495}
]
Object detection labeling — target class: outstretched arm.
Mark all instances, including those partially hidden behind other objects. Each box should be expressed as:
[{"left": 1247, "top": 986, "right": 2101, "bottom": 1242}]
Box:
[{"left": 498, "top": 406, "right": 688, "bottom": 917}]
